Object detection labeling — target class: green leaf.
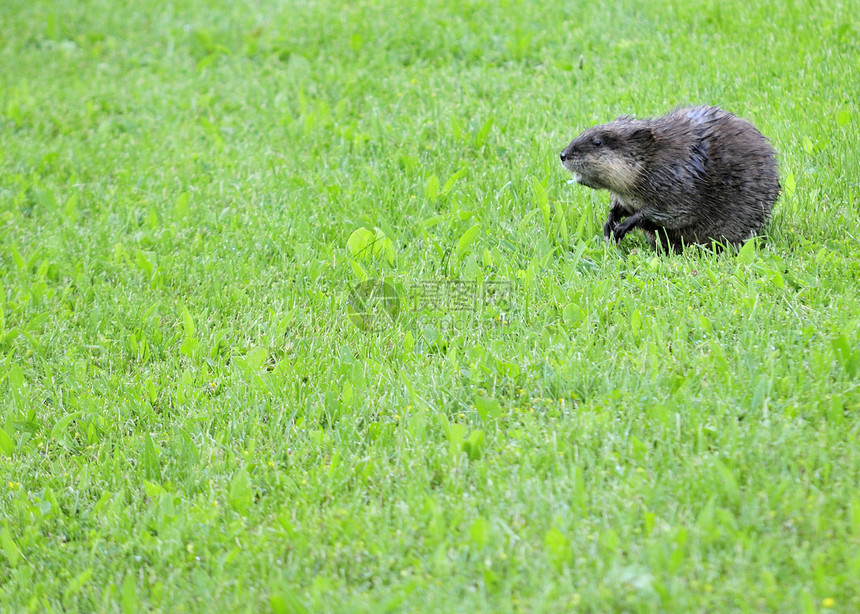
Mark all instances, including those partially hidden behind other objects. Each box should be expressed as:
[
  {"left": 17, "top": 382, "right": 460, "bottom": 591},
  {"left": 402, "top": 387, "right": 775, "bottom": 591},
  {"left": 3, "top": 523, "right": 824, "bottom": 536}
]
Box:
[
  {"left": 481, "top": 248, "right": 493, "bottom": 267},
  {"left": 696, "top": 495, "right": 718, "bottom": 541},
  {"left": 544, "top": 527, "right": 569, "bottom": 570},
  {"left": 475, "top": 397, "right": 501, "bottom": 422},
  {"left": 174, "top": 191, "right": 190, "bottom": 217},
  {"left": 270, "top": 590, "right": 310, "bottom": 614},
  {"left": 346, "top": 227, "right": 375, "bottom": 259},
  {"left": 176, "top": 368, "right": 195, "bottom": 404},
  {"left": 736, "top": 237, "right": 758, "bottom": 264},
  {"left": 451, "top": 116, "right": 466, "bottom": 141},
  {"left": 182, "top": 306, "right": 195, "bottom": 337},
  {"left": 135, "top": 249, "right": 155, "bottom": 277},
  {"left": 446, "top": 422, "right": 466, "bottom": 459},
  {"left": 630, "top": 309, "right": 643, "bottom": 332},
  {"left": 836, "top": 109, "right": 851, "bottom": 127},
  {"left": 783, "top": 171, "right": 796, "bottom": 197},
  {"left": 372, "top": 227, "right": 396, "bottom": 265},
  {"left": 456, "top": 224, "right": 481, "bottom": 261},
  {"left": 441, "top": 167, "right": 467, "bottom": 196},
  {"left": 469, "top": 516, "right": 490, "bottom": 547},
  {"left": 474, "top": 116, "right": 494, "bottom": 149},
  {"left": 229, "top": 467, "right": 253, "bottom": 514},
  {"left": 751, "top": 374, "right": 771, "bottom": 410},
  {"left": 1, "top": 525, "right": 21, "bottom": 567},
  {"left": 1, "top": 327, "right": 20, "bottom": 348},
  {"left": 122, "top": 573, "right": 138, "bottom": 614},
  {"left": 0, "top": 428, "right": 13, "bottom": 457},
  {"left": 531, "top": 176, "right": 550, "bottom": 230},
  {"left": 424, "top": 174, "right": 440, "bottom": 202},
  {"left": 179, "top": 335, "right": 199, "bottom": 357},
  {"left": 50, "top": 411, "right": 81, "bottom": 440},
  {"left": 245, "top": 346, "right": 268, "bottom": 372},
  {"left": 562, "top": 303, "right": 585, "bottom": 328},
  {"left": 350, "top": 259, "right": 368, "bottom": 282},
  {"left": 713, "top": 459, "right": 740, "bottom": 506},
  {"left": 65, "top": 568, "right": 93, "bottom": 600},
  {"left": 145, "top": 379, "right": 158, "bottom": 404},
  {"left": 144, "top": 481, "right": 166, "bottom": 498},
  {"left": 463, "top": 429, "right": 485, "bottom": 461},
  {"left": 34, "top": 186, "right": 57, "bottom": 211},
  {"left": 832, "top": 333, "right": 860, "bottom": 377},
  {"left": 62, "top": 192, "right": 79, "bottom": 222},
  {"left": 10, "top": 246, "right": 25, "bottom": 272},
  {"left": 554, "top": 202, "right": 569, "bottom": 245},
  {"left": 851, "top": 495, "right": 860, "bottom": 536},
  {"left": 143, "top": 433, "right": 162, "bottom": 482}
]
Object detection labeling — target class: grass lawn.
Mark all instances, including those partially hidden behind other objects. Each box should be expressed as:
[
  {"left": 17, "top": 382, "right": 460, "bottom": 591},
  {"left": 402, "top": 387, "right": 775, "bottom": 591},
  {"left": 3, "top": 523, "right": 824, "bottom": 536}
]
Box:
[{"left": 1, "top": 0, "right": 859, "bottom": 611}]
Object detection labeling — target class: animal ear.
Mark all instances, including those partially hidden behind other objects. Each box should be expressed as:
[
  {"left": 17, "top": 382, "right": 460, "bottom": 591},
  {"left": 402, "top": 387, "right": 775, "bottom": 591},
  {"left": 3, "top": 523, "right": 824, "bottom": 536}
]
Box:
[{"left": 629, "top": 127, "right": 654, "bottom": 144}]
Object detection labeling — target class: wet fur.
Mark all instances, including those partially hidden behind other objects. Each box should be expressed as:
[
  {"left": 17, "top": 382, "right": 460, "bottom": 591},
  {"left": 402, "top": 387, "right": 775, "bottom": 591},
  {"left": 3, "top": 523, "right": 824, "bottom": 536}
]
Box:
[{"left": 560, "top": 106, "right": 780, "bottom": 252}]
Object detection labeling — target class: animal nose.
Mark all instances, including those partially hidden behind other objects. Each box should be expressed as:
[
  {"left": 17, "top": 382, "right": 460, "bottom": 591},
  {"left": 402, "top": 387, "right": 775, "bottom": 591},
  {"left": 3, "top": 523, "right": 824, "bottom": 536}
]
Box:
[{"left": 560, "top": 151, "right": 567, "bottom": 161}]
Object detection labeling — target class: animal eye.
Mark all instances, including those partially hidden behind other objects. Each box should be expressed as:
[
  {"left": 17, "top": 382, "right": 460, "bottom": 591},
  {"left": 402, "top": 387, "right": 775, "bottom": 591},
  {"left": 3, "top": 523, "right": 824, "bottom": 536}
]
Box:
[{"left": 592, "top": 138, "right": 603, "bottom": 147}]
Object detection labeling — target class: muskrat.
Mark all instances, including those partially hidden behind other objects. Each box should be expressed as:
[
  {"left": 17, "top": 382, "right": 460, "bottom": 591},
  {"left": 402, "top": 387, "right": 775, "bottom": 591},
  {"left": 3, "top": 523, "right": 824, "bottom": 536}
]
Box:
[{"left": 559, "top": 105, "right": 780, "bottom": 252}]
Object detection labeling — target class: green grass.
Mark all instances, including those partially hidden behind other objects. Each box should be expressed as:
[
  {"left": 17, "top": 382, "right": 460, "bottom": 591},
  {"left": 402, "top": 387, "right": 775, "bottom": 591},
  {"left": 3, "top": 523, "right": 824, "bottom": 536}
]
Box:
[{"left": 1, "top": 0, "right": 859, "bottom": 611}]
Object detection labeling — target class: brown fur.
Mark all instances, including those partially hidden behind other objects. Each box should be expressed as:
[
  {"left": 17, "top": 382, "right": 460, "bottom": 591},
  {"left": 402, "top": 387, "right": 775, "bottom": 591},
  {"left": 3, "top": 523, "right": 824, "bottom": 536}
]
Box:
[{"left": 560, "top": 106, "right": 780, "bottom": 252}]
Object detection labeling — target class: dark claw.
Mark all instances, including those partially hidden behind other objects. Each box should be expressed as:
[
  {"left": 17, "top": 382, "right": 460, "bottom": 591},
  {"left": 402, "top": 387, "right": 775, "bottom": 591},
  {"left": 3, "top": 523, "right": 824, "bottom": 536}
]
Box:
[
  {"left": 611, "top": 212, "right": 644, "bottom": 243},
  {"left": 603, "top": 219, "right": 617, "bottom": 241},
  {"left": 604, "top": 201, "right": 626, "bottom": 242}
]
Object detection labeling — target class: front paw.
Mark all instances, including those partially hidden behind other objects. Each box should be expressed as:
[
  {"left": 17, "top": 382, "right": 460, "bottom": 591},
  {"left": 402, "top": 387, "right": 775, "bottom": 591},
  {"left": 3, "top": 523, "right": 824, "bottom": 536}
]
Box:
[
  {"left": 611, "top": 219, "right": 635, "bottom": 243},
  {"left": 610, "top": 212, "right": 643, "bottom": 244},
  {"left": 603, "top": 219, "right": 618, "bottom": 241}
]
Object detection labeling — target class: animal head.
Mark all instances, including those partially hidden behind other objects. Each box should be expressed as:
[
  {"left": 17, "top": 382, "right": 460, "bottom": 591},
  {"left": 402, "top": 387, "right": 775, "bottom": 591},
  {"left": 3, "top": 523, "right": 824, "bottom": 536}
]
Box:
[{"left": 560, "top": 118, "right": 654, "bottom": 193}]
